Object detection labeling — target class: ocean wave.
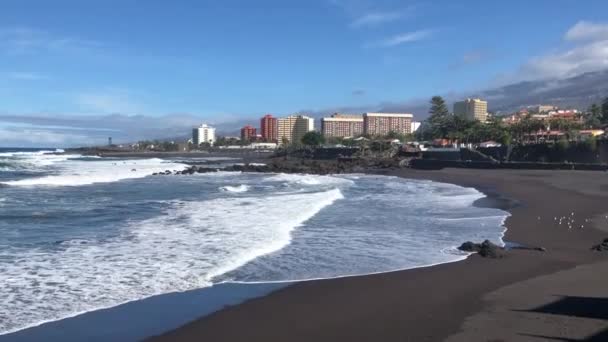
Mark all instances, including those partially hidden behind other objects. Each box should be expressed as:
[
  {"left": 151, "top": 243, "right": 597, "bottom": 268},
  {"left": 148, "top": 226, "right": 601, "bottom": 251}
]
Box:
[
  {"left": 0, "top": 188, "right": 344, "bottom": 335},
  {"left": 219, "top": 184, "right": 250, "bottom": 193},
  {"left": 1, "top": 158, "right": 187, "bottom": 187}
]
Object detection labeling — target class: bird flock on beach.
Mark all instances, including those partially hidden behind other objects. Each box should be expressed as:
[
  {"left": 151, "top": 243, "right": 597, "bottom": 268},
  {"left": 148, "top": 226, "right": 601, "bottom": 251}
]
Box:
[{"left": 534, "top": 212, "right": 608, "bottom": 230}]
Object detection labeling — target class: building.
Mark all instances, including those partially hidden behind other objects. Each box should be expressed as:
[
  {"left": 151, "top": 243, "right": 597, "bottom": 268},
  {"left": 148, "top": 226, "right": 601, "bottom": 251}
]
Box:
[
  {"left": 410, "top": 121, "right": 422, "bottom": 134},
  {"left": 260, "top": 114, "right": 278, "bottom": 142},
  {"left": 321, "top": 113, "right": 364, "bottom": 138},
  {"left": 192, "top": 123, "right": 216, "bottom": 146},
  {"left": 453, "top": 98, "right": 488, "bottom": 122},
  {"left": 532, "top": 105, "right": 557, "bottom": 113},
  {"left": 362, "top": 112, "right": 413, "bottom": 136},
  {"left": 277, "top": 115, "right": 315, "bottom": 144},
  {"left": 240, "top": 125, "right": 257, "bottom": 141}
]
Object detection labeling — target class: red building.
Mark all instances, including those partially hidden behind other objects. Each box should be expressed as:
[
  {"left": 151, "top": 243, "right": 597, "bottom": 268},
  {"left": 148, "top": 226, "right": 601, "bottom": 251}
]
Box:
[
  {"left": 240, "top": 125, "right": 257, "bottom": 141},
  {"left": 260, "top": 114, "right": 278, "bottom": 142}
]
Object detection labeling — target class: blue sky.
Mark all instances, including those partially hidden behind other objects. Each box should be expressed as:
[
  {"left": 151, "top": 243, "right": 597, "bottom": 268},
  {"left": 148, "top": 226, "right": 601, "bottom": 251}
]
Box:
[{"left": 1, "top": 0, "right": 608, "bottom": 146}]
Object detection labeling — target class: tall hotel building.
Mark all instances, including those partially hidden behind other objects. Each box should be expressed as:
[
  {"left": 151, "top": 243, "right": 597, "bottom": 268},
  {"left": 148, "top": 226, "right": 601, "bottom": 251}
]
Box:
[
  {"left": 321, "top": 114, "right": 364, "bottom": 138},
  {"left": 363, "top": 113, "right": 413, "bottom": 136},
  {"left": 260, "top": 114, "right": 278, "bottom": 142},
  {"left": 453, "top": 98, "right": 488, "bottom": 122},
  {"left": 277, "top": 115, "right": 315, "bottom": 144},
  {"left": 192, "top": 123, "right": 216, "bottom": 146},
  {"left": 240, "top": 125, "right": 257, "bottom": 141}
]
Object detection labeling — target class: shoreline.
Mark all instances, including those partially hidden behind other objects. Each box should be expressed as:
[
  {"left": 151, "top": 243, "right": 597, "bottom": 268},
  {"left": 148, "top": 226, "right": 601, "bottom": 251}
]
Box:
[
  {"left": 1, "top": 170, "right": 506, "bottom": 341},
  {"left": 149, "top": 168, "right": 608, "bottom": 342},
  {"left": 0, "top": 170, "right": 509, "bottom": 341}
]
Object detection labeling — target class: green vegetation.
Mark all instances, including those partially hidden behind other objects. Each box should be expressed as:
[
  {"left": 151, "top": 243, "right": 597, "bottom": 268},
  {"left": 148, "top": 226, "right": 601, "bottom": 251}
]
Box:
[
  {"left": 586, "top": 103, "right": 602, "bottom": 128},
  {"left": 602, "top": 97, "right": 608, "bottom": 124},
  {"left": 136, "top": 140, "right": 182, "bottom": 151},
  {"left": 301, "top": 131, "right": 325, "bottom": 146},
  {"left": 420, "top": 95, "right": 605, "bottom": 146},
  {"left": 214, "top": 136, "right": 244, "bottom": 147},
  {"left": 420, "top": 97, "right": 511, "bottom": 144}
]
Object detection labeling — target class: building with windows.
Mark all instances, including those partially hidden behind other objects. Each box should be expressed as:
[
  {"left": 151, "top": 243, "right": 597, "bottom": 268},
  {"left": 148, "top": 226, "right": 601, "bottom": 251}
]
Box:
[
  {"left": 240, "top": 125, "right": 257, "bottom": 141},
  {"left": 277, "top": 115, "right": 315, "bottom": 144},
  {"left": 321, "top": 114, "right": 364, "bottom": 138},
  {"left": 532, "top": 105, "right": 557, "bottom": 113},
  {"left": 260, "top": 114, "right": 278, "bottom": 142},
  {"left": 362, "top": 113, "right": 413, "bottom": 136},
  {"left": 410, "top": 121, "right": 422, "bottom": 133},
  {"left": 192, "top": 123, "right": 216, "bottom": 146},
  {"left": 453, "top": 98, "right": 488, "bottom": 122}
]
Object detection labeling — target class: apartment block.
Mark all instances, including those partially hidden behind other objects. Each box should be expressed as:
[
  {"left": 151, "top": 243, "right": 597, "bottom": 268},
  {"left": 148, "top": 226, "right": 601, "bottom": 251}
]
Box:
[
  {"left": 260, "top": 114, "right": 278, "bottom": 142},
  {"left": 453, "top": 98, "right": 488, "bottom": 122},
  {"left": 240, "top": 125, "right": 257, "bottom": 141},
  {"left": 362, "top": 113, "right": 413, "bottom": 136},
  {"left": 192, "top": 124, "right": 216, "bottom": 146},
  {"left": 277, "top": 115, "right": 315, "bottom": 144},
  {"left": 321, "top": 114, "right": 364, "bottom": 138}
]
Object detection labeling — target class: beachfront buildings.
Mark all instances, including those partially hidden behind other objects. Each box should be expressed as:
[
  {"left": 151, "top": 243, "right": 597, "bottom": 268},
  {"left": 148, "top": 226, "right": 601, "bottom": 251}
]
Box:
[
  {"left": 321, "top": 114, "right": 364, "bottom": 138},
  {"left": 362, "top": 112, "right": 413, "bottom": 136},
  {"left": 411, "top": 121, "right": 422, "bottom": 133},
  {"left": 192, "top": 124, "right": 216, "bottom": 146},
  {"left": 277, "top": 115, "right": 315, "bottom": 144},
  {"left": 240, "top": 125, "right": 257, "bottom": 141},
  {"left": 532, "top": 105, "right": 557, "bottom": 113},
  {"left": 260, "top": 114, "right": 278, "bottom": 142},
  {"left": 454, "top": 98, "right": 488, "bottom": 122}
]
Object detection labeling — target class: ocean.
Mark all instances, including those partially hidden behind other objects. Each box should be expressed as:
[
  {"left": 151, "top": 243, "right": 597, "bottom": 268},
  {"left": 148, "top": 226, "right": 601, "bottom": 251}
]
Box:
[{"left": 0, "top": 148, "right": 509, "bottom": 339}]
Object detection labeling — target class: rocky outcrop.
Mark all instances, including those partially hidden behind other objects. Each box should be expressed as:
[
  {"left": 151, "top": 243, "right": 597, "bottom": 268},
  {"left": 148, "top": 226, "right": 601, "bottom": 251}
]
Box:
[
  {"left": 153, "top": 156, "right": 404, "bottom": 177},
  {"left": 458, "top": 240, "right": 507, "bottom": 259}
]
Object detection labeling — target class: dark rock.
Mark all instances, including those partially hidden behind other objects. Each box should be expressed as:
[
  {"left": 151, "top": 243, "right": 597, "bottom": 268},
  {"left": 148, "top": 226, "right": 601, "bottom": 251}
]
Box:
[
  {"left": 458, "top": 241, "right": 482, "bottom": 253},
  {"left": 458, "top": 240, "right": 506, "bottom": 258},
  {"left": 591, "top": 238, "right": 608, "bottom": 251},
  {"left": 479, "top": 240, "right": 507, "bottom": 258}
]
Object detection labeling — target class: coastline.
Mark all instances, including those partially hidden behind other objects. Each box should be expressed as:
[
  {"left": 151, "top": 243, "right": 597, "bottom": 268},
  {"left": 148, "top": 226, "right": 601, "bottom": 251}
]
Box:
[{"left": 148, "top": 168, "right": 608, "bottom": 342}]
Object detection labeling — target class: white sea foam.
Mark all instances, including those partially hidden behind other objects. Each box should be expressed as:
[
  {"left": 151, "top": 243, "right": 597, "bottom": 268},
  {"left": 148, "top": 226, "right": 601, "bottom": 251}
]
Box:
[
  {"left": 219, "top": 184, "right": 250, "bottom": 193},
  {"left": 0, "top": 150, "right": 73, "bottom": 171},
  {"left": 0, "top": 188, "right": 344, "bottom": 335},
  {"left": 265, "top": 173, "right": 354, "bottom": 186},
  {"left": 1, "top": 158, "right": 186, "bottom": 187}
]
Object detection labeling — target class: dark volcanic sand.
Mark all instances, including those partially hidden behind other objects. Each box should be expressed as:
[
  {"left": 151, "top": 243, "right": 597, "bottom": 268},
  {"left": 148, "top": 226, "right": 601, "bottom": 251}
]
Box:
[{"left": 148, "top": 169, "right": 608, "bottom": 342}]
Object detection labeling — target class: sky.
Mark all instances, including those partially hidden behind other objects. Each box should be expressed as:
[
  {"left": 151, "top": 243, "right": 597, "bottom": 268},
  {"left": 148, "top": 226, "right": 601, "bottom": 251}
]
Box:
[{"left": 1, "top": 0, "right": 608, "bottom": 147}]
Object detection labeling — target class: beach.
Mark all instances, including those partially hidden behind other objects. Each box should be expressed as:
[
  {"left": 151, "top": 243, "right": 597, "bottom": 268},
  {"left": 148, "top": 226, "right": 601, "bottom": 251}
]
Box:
[{"left": 149, "top": 168, "right": 608, "bottom": 341}]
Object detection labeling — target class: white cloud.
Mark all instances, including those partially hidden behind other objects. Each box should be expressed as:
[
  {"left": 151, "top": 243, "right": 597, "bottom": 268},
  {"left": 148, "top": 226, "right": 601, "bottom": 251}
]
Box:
[
  {"left": 373, "top": 30, "right": 433, "bottom": 47},
  {"left": 0, "top": 126, "right": 94, "bottom": 146},
  {"left": 499, "top": 21, "right": 608, "bottom": 83},
  {"left": 350, "top": 12, "right": 403, "bottom": 28},
  {"left": 75, "top": 90, "right": 143, "bottom": 114},
  {"left": 0, "top": 112, "right": 246, "bottom": 147},
  {"left": 565, "top": 21, "right": 608, "bottom": 42},
  {"left": 0, "top": 27, "right": 102, "bottom": 55},
  {"left": 511, "top": 38, "right": 608, "bottom": 82},
  {"left": 5, "top": 71, "right": 47, "bottom": 80}
]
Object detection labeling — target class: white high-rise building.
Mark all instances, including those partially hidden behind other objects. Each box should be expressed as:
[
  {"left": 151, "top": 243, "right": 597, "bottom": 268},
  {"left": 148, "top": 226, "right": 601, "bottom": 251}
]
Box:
[{"left": 192, "top": 124, "right": 216, "bottom": 146}]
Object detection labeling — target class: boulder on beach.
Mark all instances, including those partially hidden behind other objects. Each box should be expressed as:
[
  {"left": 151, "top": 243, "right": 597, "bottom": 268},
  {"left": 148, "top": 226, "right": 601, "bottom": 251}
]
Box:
[
  {"left": 458, "top": 240, "right": 506, "bottom": 259},
  {"left": 591, "top": 238, "right": 608, "bottom": 251}
]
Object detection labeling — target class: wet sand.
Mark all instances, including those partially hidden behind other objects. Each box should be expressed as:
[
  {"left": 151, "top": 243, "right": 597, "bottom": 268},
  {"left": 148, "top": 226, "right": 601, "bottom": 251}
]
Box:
[{"left": 148, "top": 169, "right": 608, "bottom": 341}]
